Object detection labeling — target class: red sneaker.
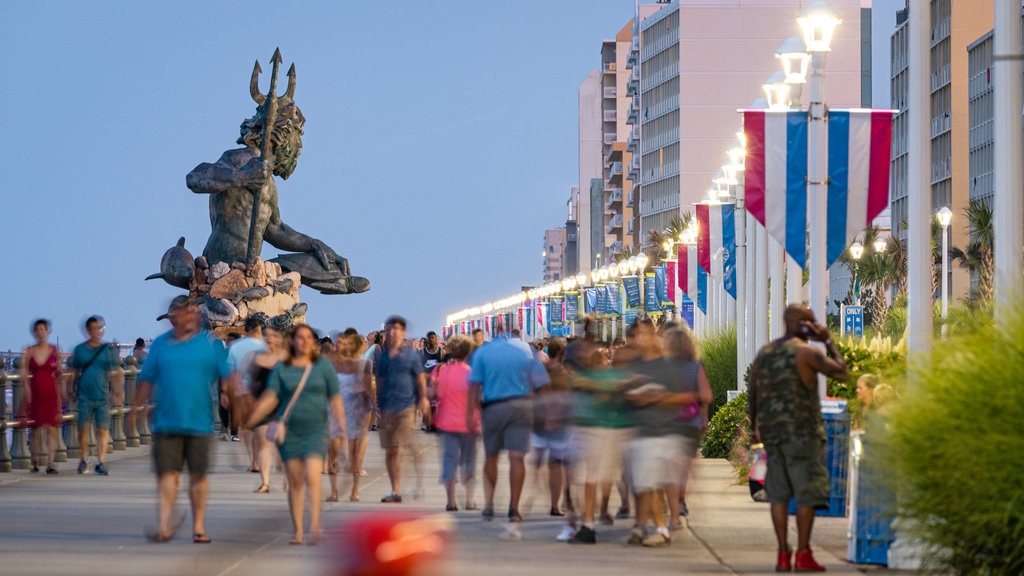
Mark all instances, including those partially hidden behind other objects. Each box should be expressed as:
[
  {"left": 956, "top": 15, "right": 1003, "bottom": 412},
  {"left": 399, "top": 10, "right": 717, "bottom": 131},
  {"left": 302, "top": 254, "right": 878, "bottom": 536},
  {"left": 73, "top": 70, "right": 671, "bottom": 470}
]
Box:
[
  {"left": 794, "top": 548, "right": 826, "bottom": 572},
  {"left": 776, "top": 548, "right": 792, "bottom": 572}
]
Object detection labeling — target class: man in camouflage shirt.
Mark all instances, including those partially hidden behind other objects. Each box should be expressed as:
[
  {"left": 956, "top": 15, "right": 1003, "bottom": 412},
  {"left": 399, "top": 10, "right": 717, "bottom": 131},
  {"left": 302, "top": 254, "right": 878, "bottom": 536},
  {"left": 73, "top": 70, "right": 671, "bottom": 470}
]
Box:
[{"left": 748, "top": 304, "right": 849, "bottom": 572}]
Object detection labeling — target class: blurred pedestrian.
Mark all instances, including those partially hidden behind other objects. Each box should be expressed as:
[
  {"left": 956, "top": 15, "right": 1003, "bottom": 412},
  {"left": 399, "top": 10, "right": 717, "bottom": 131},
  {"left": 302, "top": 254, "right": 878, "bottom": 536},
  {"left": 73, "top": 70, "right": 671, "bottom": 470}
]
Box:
[
  {"left": 374, "top": 315, "right": 429, "bottom": 503},
  {"left": 468, "top": 328, "right": 550, "bottom": 540},
  {"left": 248, "top": 318, "right": 290, "bottom": 493},
  {"left": 748, "top": 304, "right": 850, "bottom": 572},
  {"left": 132, "top": 338, "right": 148, "bottom": 365},
  {"left": 247, "top": 324, "right": 346, "bottom": 545},
  {"left": 432, "top": 335, "right": 480, "bottom": 512},
  {"left": 20, "top": 319, "right": 63, "bottom": 474},
  {"left": 70, "top": 315, "right": 117, "bottom": 476},
  {"left": 529, "top": 337, "right": 573, "bottom": 521},
  {"left": 226, "top": 316, "right": 267, "bottom": 475},
  {"left": 330, "top": 331, "right": 372, "bottom": 502},
  {"left": 135, "top": 296, "right": 234, "bottom": 543}
]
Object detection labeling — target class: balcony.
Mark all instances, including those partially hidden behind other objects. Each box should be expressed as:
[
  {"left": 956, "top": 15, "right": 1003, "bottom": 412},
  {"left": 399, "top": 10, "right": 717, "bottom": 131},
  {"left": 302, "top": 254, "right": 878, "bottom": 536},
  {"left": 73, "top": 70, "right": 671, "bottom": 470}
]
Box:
[
  {"left": 604, "top": 144, "right": 622, "bottom": 165},
  {"left": 603, "top": 87, "right": 617, "bottom": 99},
  {"left": 606, "top": 188, "right": 623, "bottom": 209},
  {"left": 610, "top": 240, "right": 624, "bottom": 255},
  {"left": 603, "top": 110, "right": 617, "bottom": 123},
  {"left": 627, "top": 76, "right": 638, "bottom": 97},
  {"left": 603, "top": 61, "right": 616, "bottom": 73},
  {"left": 606, "top": 214, "right": 624, "bottom": 234},
  {"left": 930, "top": 112, "right": 951, "bottom": 138},
  {"left": 628, "top": 99, "right": 639, "bottom": 124},
  {"left": 627, "top": 220, "right": 634, "bottom": 235},
  {"left": 603, "top": 132, "right": 616, "bottom": 145},
  {"left": 627, "top": 38, "right": 639, "bottom": 66},
  {"left": 627, "top": 189, "right": 635, "bottom": 208},
  {"left": 607, "top": 162, "right": 623, "bottom": 184}
]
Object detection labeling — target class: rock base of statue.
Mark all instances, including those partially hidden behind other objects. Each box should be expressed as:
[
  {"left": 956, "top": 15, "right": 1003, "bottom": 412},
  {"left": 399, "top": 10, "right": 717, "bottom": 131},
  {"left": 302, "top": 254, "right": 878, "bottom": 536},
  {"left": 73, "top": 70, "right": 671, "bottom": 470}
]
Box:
[{"left": 189, "top": 255, "right": 307, "bottom": 339}]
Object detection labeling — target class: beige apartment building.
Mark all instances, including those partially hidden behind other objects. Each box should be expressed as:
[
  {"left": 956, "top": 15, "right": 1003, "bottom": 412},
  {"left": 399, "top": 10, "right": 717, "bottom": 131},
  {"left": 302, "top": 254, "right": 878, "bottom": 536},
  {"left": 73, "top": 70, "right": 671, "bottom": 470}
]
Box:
[
  {"left": 890, "top": 0, "right": 992, "bottom": 303},
  {"left": 627, "top": 0, "right": 867, "bottom": 242}
]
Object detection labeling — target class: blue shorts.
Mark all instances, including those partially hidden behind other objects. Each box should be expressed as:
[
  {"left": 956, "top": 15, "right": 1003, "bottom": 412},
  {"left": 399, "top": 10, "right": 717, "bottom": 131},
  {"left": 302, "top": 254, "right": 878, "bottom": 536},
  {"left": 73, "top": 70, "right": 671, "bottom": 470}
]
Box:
[
  {"left": 78, "top": 398, "right": 109, "bottom": 430},
  {"left": 481, "top": 397, "right": 532, "bottom": 456}
]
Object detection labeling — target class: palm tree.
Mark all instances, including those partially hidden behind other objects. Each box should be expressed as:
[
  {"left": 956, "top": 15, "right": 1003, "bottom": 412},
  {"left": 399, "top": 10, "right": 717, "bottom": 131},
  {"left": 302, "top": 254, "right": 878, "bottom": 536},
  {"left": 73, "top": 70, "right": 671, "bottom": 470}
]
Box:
[
  {"left": 949, "top": 199, "right": 994, "bottom": 305},
  {"left": 838, "top": 226, "right": 900, "bottom": 331},
  {"left": 645, "top": 212, "right": 692, "bottom": 264}
]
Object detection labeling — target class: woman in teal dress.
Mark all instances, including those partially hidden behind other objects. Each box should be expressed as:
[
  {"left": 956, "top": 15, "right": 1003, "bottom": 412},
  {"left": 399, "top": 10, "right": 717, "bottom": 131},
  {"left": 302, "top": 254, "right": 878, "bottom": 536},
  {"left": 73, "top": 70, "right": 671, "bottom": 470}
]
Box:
[{"left": 247, "top": 324, "right": 347, "bottom": 545}]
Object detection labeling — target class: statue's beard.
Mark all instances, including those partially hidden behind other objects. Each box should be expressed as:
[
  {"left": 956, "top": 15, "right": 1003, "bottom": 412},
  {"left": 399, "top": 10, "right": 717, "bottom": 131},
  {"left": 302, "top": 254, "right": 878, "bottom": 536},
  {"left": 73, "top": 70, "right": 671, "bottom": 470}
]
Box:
[{"left": 241, "top": 130, "right": 302, "bottom": 180}]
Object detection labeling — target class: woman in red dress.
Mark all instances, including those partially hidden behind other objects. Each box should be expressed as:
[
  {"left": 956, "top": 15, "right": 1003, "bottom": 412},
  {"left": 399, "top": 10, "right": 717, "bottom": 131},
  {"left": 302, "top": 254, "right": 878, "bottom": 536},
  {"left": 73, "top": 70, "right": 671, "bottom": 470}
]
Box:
[{"left": 20, "top": 319, "right": 64, "bottom": 474}]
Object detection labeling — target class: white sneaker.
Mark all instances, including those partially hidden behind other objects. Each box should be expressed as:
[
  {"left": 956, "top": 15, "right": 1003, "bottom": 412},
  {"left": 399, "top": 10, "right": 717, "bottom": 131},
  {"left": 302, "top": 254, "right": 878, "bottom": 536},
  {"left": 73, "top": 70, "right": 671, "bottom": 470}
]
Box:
[
  {"left": 499, "top": 523, "right": 522, "bottom": 540},
  {"left": 556, "top": 525, "right": 576, "bottom": 542}
]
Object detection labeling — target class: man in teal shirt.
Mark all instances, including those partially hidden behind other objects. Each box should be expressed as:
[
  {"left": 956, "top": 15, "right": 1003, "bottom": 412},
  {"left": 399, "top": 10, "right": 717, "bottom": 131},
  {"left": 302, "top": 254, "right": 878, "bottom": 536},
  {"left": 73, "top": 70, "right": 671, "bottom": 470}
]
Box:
[
  {"left": 135, "top": 296, "right": 234, "bottom": 543},
  {"left": 70, "top": 315, "right": 117, "bottom": 476}
]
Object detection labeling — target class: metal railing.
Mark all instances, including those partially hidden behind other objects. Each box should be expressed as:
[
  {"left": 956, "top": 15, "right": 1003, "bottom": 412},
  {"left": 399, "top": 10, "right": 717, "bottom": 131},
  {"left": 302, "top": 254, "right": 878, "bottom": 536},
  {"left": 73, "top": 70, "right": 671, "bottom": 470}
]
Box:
[{"left": 0, "top": 358, "right": 151, "bottom": 472}]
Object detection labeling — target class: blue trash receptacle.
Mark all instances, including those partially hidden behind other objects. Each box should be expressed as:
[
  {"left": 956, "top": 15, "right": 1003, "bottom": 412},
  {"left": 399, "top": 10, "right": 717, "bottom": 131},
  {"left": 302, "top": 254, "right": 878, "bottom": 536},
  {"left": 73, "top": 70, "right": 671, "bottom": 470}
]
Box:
[
  {"left": 847, "top": 430, "right": 894, "bottom": 564},
  {"left": 788, "top": 399, "right": 850, "bottom": 517}
]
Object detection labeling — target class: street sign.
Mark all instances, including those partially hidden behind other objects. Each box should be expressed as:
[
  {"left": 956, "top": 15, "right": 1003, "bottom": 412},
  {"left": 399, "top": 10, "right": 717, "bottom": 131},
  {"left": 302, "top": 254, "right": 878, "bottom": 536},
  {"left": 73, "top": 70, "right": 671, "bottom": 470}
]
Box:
[{"left": 842, "top": 305, "right": 864, "bottom": 337}]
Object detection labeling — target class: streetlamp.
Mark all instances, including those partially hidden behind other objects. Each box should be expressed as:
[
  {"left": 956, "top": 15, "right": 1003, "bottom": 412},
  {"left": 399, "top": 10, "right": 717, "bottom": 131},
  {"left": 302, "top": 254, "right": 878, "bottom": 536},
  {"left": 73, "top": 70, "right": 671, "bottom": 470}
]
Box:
[
  {"left": 849, "top": 240, "right": 864, "bottom": 306},
  {"left": 762, "top": 71, "right": 792, "bottom": 111},
  {"left": 873, "top": 236, "right": 887, "bottom": 255},
  {"left": 936, "top": 206, "right": 952, "bottom": 329},
  {"left": 798, "top": 0, "right": 840, "bottom": 374}
]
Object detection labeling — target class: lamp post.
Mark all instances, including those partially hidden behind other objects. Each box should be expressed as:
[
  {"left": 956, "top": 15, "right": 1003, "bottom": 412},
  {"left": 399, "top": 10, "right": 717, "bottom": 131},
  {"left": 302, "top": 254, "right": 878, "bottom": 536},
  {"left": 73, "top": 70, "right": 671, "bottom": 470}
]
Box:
[
  {"left": 936, "top": 206, "right": 952, "bottom": 338},
  {"left": 849, "top": 240, "right": 864, "bottom": 306},
  {"left": 798, "top": 0, "right": 840, "bottom": 401}
]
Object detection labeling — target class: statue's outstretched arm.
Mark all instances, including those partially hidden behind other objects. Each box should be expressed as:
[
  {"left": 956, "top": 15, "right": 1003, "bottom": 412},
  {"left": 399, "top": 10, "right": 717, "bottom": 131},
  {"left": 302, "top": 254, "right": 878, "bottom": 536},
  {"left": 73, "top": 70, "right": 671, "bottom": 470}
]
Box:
[
  {"left": 186, "top": 150, "right": 264, "bottom": 195},
  {"left": 265, "top": 213, "right": 349, "bottom": 275}
]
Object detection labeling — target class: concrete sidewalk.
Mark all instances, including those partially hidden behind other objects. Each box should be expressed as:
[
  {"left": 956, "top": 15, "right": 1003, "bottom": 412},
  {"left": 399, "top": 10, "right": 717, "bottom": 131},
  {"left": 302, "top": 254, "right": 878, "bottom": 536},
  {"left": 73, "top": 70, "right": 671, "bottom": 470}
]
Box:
[{"left": 0, "top": 432, "right": 900, "bottom": 575}]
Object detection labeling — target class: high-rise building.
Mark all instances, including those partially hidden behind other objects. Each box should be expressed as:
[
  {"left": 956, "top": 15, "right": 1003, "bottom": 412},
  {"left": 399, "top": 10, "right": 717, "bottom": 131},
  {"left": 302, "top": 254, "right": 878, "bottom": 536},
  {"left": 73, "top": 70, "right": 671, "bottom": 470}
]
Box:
[
  {"left": 543, "top": 229, "right": 566, "bottom": 284},
  {"left": 579, "top": 71, "right": 603, "bottom": 275},
  {"left": 564, "top": 186, "right": 580, "bottom": 278},
  {"left": 890, "top": 0, "right": 992, "bottom": 302},
  {"left": 627, "top": 0, "right": 867, "bottom": 247}
]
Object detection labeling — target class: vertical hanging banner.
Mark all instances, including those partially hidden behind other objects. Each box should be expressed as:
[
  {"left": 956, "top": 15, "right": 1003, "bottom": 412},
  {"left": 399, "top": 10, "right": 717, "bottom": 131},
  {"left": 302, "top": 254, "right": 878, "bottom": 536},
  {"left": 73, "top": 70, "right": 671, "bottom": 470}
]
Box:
[
  {"left": 516, "top": 308, "right": 524, "bottom": 332},
  {"left": 597, "top": 284, "right": 608, "bottom": 317},
  {"left": 550, "top": 295, "right": 565, "bottom": 335},
  {"left": 565, "top": 291, "right": 579, "bottom": 322},
  {"left": 608, "top": 283, "right": 621, "bottom": 316},
  {"left": 525, "top": 305, "right": 534, "bottom": 337},
  {"left": 721, "top": 202, "right": 737, "bottom": 299},
  {"left": 622, "top": 275, "right": 642, "bottom": 308},
  {"left": 697, "top": 265, "right": 708, "bottom": 314},
  {"left": 645, "top": 272, "right": 659, "bottom": 313},
  {"left": 666, "top": 260, "right": 677, "bottom": 304},
  {"left": 624, "top": 307, "right": 639, "bottom": 326},
  {"left": 656, "top": 265, "right": 672, "bottom": 310},
  {"left": 743, "top": 109, "right": 809, "bottom": 268},
  {"left": 484, "top": 316, "right": 492, "bottom": 336},
  {"left": 535, "top": 301, "right": 545, "bottom": 331},
  {"left": 680, "top": 296, "right": 695, "bottom": 330},
  {"left": 585, "top": 288, "right": 598, "bottom": 315},
  {"left": 495, "top": 314, "right": 505, "bottom": 334},
  {"left": 826, "top": 109, "right": 896, "bottom": 267},
  {"left": 461, "top": 321, "right": 469, "bottom": 334}
]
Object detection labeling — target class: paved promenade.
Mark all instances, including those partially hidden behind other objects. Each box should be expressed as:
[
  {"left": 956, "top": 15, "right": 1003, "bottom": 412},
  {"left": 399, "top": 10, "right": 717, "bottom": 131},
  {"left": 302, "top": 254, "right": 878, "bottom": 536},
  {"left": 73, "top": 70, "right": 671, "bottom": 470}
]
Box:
[{"left": 0, "top": 432, "right": 900, "bottom": 576}]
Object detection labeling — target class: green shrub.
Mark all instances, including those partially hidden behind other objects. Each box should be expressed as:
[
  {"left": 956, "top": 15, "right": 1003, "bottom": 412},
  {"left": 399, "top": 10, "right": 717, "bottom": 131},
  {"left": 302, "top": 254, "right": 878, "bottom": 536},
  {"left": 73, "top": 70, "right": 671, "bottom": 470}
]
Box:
[
  {"left": 879, "top": 303, "right": 1024, "bottom": 574},
  {"left": 701, "top": 391, "right": 747, "bottom": 459},
  {"left": 699, "top": 326, "right": 737, "bottom": 418}
]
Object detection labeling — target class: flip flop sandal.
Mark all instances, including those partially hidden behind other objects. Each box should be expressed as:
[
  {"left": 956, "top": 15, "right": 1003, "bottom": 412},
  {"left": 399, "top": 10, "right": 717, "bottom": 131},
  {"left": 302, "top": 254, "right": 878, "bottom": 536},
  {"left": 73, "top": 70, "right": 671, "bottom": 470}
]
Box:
[{"left": 193, "top": 533, "right": 212, "bottom": 544}]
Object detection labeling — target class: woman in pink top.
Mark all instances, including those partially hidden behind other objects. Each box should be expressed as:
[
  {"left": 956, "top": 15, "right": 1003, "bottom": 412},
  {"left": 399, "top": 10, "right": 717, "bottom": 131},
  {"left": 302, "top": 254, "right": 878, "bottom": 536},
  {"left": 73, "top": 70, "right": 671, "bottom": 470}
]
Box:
[{"left": 431, "top": 335, "right": 480, "bottom": 512}]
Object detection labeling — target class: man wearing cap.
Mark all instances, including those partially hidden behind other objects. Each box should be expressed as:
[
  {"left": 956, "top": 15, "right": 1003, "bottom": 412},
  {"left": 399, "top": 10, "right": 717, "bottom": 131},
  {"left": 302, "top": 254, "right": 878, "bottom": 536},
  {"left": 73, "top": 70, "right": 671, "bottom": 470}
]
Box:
[{"left": 134, "top": 296, "right": 235, "bottom": 543}]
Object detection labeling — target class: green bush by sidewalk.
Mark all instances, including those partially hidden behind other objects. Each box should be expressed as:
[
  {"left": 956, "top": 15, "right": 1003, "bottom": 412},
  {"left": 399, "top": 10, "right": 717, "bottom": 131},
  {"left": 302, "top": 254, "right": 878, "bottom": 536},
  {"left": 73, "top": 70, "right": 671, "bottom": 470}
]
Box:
[
  {"left": 699, "top": 326, "right": 737, "bottom": 419},
  {"left": 702, "top": 391, "right": 747, "bottom": 459},
  {"left": 880, "top": 305, "right": 1024, "bottom": 574}
]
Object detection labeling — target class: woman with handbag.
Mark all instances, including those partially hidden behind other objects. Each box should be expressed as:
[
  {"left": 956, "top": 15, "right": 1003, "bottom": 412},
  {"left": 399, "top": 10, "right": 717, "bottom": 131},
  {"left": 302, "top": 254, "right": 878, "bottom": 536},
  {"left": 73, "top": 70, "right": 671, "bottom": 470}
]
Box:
[{"left": 247, "top": 324, "right": 347, "bottom": 545}]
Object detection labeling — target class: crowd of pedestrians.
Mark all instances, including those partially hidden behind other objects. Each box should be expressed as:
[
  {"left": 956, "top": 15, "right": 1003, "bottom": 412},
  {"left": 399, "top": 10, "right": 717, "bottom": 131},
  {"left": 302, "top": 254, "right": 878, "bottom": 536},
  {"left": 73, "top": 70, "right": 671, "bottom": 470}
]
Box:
[{"left": 14, "top": 301, "right": 851, "bottom": 571}]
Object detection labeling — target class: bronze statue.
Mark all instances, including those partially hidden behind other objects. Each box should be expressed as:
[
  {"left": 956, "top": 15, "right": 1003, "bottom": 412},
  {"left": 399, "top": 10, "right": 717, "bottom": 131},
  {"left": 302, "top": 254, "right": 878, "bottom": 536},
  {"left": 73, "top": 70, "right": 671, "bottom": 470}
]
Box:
[{"left": 185, "top": 49, "right": 369, "bottom": 295}]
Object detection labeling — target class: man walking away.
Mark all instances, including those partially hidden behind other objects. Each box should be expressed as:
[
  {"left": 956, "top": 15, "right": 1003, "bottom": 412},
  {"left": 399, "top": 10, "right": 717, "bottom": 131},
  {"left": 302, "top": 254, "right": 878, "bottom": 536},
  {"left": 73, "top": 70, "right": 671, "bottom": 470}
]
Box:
[{"left": 749, "top": 304, "right": 849, "bottom": 572}]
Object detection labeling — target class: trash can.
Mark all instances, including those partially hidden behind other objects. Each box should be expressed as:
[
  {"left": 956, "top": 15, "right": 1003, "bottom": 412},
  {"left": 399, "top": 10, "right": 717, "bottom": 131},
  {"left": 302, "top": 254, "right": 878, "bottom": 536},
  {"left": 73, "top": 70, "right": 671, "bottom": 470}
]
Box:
[
  {"left": 847, "top": 430, "right": 894, "bottom": 564},
  {"left": 789, "top": 399, "right": 850, "bottom": 517}
]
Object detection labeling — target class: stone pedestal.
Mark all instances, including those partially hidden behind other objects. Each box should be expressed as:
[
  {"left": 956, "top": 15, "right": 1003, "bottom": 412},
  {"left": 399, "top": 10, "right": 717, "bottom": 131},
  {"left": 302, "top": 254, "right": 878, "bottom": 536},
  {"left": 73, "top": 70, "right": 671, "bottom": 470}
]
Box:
[{"left": 190, "top": 257, "right": 306, "bottom": 335}]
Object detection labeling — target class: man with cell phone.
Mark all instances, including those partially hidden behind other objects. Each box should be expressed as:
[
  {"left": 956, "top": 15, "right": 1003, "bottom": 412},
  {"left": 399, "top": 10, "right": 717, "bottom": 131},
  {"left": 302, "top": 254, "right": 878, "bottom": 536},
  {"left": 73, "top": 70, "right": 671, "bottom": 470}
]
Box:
[{"left": 748, "top": 304, "right": 850, "bottom": 572}]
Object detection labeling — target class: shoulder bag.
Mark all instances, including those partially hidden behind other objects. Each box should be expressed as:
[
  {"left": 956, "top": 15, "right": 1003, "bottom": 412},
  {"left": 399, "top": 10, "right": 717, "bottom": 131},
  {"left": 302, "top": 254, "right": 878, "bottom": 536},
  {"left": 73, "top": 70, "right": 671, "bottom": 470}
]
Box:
[
  {"left": 71, "top": 344, "right": 108, "bottom": 398},
  {"left": 265, "top": 363, "right": 312, "bottom": 445}
]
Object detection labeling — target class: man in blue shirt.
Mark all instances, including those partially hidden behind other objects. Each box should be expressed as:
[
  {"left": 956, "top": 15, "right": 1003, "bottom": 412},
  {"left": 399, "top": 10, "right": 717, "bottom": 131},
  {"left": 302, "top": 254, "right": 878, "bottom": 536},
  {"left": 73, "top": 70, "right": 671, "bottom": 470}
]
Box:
[
  {"left": 134, "top": 295, "right": 234, "bottom": 543},
  {"left": 374, "top": 315, "right": 429, "bottom": 503},
  {"left": 468, "top": 331, "right": 550, "bottom": 539},
  {"left": 70, "top": 315, "right": 118, "bottom": 475}
]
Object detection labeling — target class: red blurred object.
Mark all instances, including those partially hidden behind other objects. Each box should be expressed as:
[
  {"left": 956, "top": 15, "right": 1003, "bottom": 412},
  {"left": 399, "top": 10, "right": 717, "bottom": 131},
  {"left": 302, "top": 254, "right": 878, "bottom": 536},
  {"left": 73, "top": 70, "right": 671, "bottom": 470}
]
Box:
[{"left": 327, "top": 511, "right": 453, "bottom": 576}]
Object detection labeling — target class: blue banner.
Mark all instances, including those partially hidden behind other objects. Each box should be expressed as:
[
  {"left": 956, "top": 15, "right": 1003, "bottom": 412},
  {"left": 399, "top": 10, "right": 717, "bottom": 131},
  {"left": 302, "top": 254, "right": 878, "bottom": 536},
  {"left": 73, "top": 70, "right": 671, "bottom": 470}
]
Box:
[
  {"left": 680, "top": 298, "right": 695, "bottom": 330},
  {"left": 697, "top": 266, "right": 707, "bottom": 314},
  {"left": 596, "top": 285, "right": 607, "bottom": 317},
  {"left": 585, "top": 288, "right": 598, "bottom": 315},
  {"left": 645, "top": 272, "right": 658, "bottom": 313},
  {"left": 624, "top": 307, "right": 639, "bottom": 326},
  {"left": 607, "top": 283, "right": 621, "bottom": 315},
  {"left": 525, "top": 305, "right": 533, "bottom": 337},
  {"left": 722, "top": 203, "right": 737, "bottom": 299},
  {"left": 550, "top": 296, "right": 564, "bottom": 330},
  {"left": 565, "top": 292, "right": 579, "bottom": 322},
  {"left": 656, "top": 265, "right": 672, "bottom": 310},
  {"left": 622, "top": 276, "right": 641, "bottom": 309}
]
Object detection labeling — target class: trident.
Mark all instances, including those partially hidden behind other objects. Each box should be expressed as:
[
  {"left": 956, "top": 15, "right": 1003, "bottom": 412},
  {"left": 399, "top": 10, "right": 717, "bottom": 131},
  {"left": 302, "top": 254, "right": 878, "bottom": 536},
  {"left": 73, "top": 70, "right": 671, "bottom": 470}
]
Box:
[{"left": 245, "top": 48, "right": 296, "bottom": 266}]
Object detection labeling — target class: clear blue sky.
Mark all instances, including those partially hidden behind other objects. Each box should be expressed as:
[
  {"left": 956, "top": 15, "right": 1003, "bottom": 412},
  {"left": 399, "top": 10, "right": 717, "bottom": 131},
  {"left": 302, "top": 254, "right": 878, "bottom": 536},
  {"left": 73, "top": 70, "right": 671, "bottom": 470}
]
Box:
[{"left": 2, "top": 1, "right": 638, "bottom": 351}]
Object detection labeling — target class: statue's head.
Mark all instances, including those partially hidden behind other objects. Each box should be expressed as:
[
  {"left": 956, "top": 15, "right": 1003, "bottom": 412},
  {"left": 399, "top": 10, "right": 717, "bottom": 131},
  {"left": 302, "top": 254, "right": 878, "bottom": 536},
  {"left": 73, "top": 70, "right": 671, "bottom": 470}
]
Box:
[
  {"left": 238, "top": 58, "right": 305, "bottom": 180},
  {"left": 237, "top": 103, "right": 305, "bottom": 179}
]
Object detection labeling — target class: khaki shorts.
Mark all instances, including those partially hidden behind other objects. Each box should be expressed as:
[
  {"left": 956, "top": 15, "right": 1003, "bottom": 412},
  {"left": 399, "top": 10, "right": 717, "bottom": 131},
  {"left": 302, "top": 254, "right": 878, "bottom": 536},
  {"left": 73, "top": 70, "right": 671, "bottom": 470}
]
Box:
[
  {"left": 153, "top": 433, "right": 211, "bottom": 476},
  {"left": 764, "top": 436, "right": 830, "bottom": 508},
  {"left": 378, "top": 407, "right": 415, "bottom": 450},
  {"left": 629, "top": 434, "right": 692, "bottom": 492},
  {"left": 573, "top": 426, "right": 631, "bottom": 486}
]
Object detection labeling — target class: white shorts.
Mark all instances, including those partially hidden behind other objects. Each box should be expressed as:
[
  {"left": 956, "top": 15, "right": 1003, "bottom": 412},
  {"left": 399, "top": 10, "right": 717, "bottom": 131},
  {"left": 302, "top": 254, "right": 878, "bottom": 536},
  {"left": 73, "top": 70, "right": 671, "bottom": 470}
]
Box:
[
  {"left": 629, "top": 434, "right": 693, "bottom": 492},
  {"left": 572, "top": 426, "right": 632, "bottom": 486},
  {"left": 531, "top": 433, "right": 573, "bottom": 462}
]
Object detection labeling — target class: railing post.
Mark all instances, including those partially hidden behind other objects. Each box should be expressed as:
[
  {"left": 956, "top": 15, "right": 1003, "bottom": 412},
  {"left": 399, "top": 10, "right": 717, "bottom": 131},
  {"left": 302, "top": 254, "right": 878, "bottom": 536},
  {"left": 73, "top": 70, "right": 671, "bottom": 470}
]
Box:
[
  {"left": 0, "top": 364, "right": 11, "bottom": 472},
  {"left": 109, "top": 362, "right": 126, "bottom": 451},
  {"left": 123, "top": 359, "right": 140, "bottom": 447},
  {"left": 54, "top": 367, "right": 68, "bottom": 462},
  {"left": 64, "top": 365, "right": 81, "bottom": 460},
  {"left": 9, "top": 359, "right": 31, "bottom": 469},
  {"left": 137, "top": 361, "right": 152, "bottom": 444}
]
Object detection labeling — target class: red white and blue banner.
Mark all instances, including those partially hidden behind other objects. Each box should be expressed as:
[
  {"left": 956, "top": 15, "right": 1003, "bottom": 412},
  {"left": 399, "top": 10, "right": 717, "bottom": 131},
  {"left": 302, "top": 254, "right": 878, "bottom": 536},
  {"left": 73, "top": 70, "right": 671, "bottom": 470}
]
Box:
[
  {"left": 743, "top": 110, "right": 809, "bottom": 268},
  {"left": 695, "top": 202, "right": 737, "bottom": 298},
  {"left": 826, "top": 109, "right": 895, "bottom": 267},
  {"left": 484, "top": 316, "right": 491, "bottom": 335},
  {"left": 678, "top": 243, "right": 697, "bottom": 301}
]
